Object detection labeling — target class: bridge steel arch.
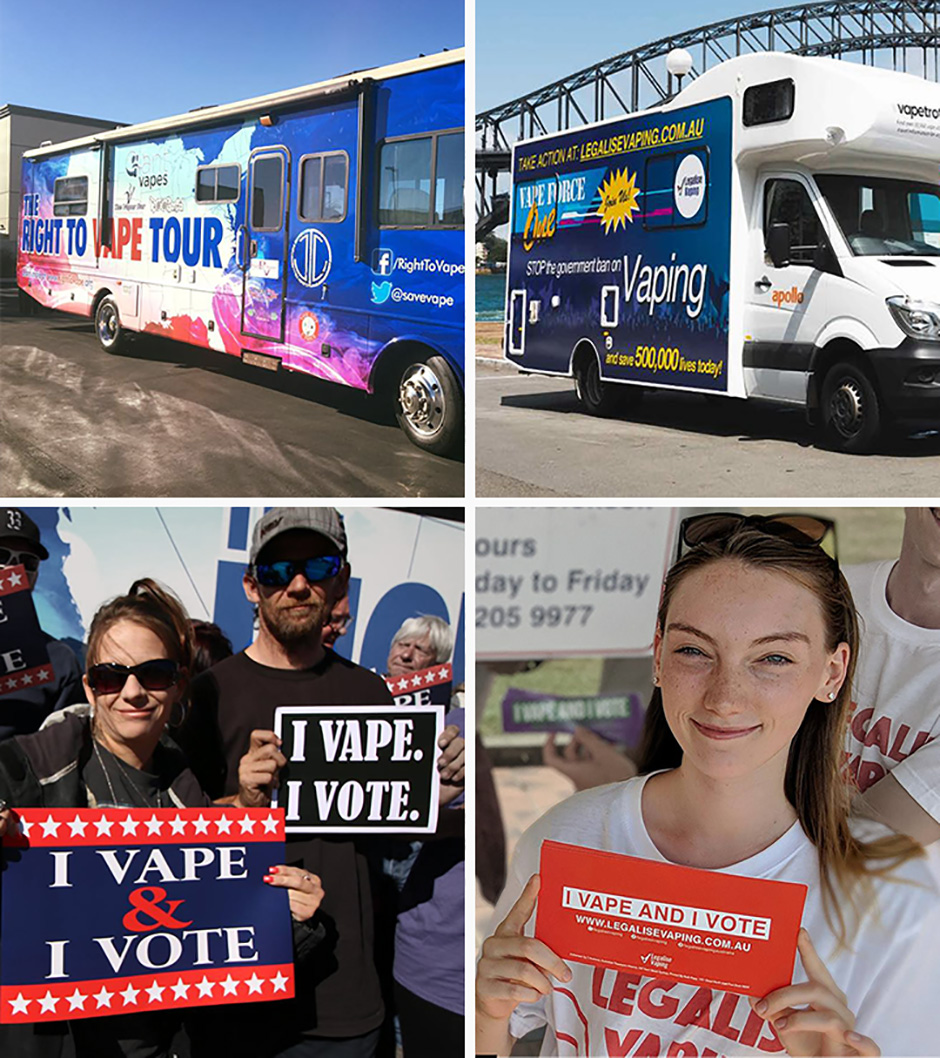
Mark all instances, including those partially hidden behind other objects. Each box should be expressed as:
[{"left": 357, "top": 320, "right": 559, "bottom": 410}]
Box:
[{"left": 476, "top": 0, "right": 940, "bottom": 238}]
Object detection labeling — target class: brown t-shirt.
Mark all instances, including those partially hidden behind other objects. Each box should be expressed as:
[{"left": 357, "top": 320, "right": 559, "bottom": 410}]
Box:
[{"left": 177, "top": 649, "right": 394, "bottom": 1046}]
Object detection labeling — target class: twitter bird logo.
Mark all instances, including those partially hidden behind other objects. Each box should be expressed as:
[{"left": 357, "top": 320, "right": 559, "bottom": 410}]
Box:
[{"left": 371, "top": 281, "right": 392, "bottom": 304}]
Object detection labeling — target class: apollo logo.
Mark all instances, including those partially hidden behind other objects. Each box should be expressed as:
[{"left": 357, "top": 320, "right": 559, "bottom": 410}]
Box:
[{"left": 772, "top": 286, "right": 804, "bottom": 306}]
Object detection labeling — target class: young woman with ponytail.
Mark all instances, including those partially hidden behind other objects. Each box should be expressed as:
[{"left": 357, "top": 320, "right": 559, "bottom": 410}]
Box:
[{"left": 477, "top": 515, "right": 940, "bottom": 1057}]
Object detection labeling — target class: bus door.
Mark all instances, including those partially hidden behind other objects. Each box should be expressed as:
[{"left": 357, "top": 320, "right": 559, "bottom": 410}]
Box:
[{"left": 241, "top": 146, "right": 290, "bottom": 342}]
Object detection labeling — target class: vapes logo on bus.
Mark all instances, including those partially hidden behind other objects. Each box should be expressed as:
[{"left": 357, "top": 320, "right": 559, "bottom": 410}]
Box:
[{"left": 516, "top": 174, "right": 589, "bottom": 251}]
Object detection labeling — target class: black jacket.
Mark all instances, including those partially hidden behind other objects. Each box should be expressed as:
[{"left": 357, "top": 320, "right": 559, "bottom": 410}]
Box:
[{"left": 0, "top": 707, "right": 207, "bottom": 809}]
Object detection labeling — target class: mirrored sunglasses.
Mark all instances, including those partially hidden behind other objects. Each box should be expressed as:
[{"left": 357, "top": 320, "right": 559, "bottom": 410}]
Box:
[{"left": 253, "top": 555, "right": 343, "bottom": 587}]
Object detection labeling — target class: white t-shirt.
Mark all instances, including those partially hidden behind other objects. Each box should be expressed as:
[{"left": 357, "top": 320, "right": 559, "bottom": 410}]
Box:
[
  {"left": 493, "top": 775, "right": 940, "bottom": 1057},
  {"left": 845, "top": 560, "right": 940, "bottom": 823}
]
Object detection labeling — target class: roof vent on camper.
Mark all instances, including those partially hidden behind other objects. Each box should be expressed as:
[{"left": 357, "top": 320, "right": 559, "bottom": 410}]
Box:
[
  {"left": 743, "top": 78, "right": 795, "bottom": 127},
  {"left": 666, "top": 48, "right": 694, "bottom": 90},
  {"left": 39, "top": 140, "right": 53, "bottom": 148}
]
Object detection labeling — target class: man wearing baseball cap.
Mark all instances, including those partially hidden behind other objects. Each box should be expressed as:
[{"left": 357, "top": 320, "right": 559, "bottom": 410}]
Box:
[
  {"left": 178, "top": 507, "right": 394, "bottom": 1058},
  {"left": 0, "top": 507, "right": 82, "bottom": 740}
]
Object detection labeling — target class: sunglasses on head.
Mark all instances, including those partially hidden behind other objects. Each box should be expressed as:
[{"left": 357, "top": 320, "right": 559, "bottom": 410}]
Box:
[
  {"left": 0, "top": 547, "right": 41, "bottom": 573},
  {"left": 678, "top": 512, "right": 839, "bottom": 564},
  {"left": 253, "top": 555, "right": 344, "bottom": 588},
  {"left": 87, "top": 659, "right": 180, "bottom": 695}
]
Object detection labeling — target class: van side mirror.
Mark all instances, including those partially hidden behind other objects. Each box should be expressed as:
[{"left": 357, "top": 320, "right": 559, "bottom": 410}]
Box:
[
  {"left": 813, "top": 239, "right": 840, "bottom": 276},
  {"left": 766, "top": 223, "right": 791, "bottom": 268}
]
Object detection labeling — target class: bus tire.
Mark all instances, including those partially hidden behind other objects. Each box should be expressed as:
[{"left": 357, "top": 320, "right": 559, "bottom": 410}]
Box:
[
  {"left": 95, "top": 296, "right": 126, "bottom": 354},
  {"left": 574, "top": 353, "right": 636, "bottom": 416},
  {"left": 821, "top": 360, "right": 882, "bottom": 454},
  {"left": 394, "top": 355, "right": 463, "bottom": 456}
]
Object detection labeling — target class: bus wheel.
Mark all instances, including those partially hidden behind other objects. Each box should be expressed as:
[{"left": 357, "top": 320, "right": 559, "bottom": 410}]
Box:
[
  {"left": 95, "top": 296, "right": 126, "bottom": 353},
  {"left": 395, "top": 356, "right": 462, "bottom": 456},
  {"left": 574, "top": 353, "right": 636, "bottom": 416},
  {"left": 821, "top": 360, "right": 881, "bottom": 453}
]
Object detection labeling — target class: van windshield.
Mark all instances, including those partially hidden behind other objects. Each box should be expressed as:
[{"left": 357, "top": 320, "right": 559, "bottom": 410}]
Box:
[{"left": 814, "top": 174, "right": 940, "bottom": 256}]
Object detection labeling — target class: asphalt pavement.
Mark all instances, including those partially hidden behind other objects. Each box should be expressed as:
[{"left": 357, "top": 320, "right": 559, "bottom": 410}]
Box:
[
  {"left": 476, "top": 358, "right": 940, "bottom": 497},
  {"left": 0, "top": 309, "right": 463, "bottom": 497}
]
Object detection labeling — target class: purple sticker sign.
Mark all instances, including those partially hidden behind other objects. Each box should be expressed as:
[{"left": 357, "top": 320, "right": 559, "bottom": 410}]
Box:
[{"left": 501, "top": 688, "right": 645, "bottom": 746}]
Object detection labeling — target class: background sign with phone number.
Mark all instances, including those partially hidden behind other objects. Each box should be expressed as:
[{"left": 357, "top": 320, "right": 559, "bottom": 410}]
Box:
[{"left": 476, "top": 508, "right": 677, "bottom": 659}]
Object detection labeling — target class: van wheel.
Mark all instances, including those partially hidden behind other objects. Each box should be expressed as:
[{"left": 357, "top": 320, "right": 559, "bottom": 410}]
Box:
[
  {"left": 95, "top": 296, "right": 126, "bottom": 353},
  {"left": 821, "top": 361, "right": 882, "bottom": 453},
  {"left": 395, "top": 356, "right": 462, "bottom": 456},
  {"left": 574, "top": 354, "right": 637, "bottom": 416}
]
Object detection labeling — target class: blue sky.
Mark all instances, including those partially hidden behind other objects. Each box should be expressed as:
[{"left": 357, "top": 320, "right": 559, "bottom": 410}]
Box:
[
  {"left": 0, "top": 0, "right": 464, "bottom": 124},
  {"left": 476, "top": 0, "right": 790, "bottom": 113}
]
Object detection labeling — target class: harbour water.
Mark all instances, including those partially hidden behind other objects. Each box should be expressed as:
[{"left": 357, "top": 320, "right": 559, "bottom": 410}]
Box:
[{"left": 476, "top": 272, "right": 505, "bottom": 321}]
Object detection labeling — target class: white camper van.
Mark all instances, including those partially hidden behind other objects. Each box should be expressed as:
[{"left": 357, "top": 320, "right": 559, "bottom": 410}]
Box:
[{"left": 504, "top": 53, "right": 940, "bottom": 452}]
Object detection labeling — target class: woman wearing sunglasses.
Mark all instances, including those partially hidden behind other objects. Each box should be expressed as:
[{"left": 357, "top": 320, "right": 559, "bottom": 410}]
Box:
[
  {"left": 0, "top": 579, "right": 323, "bottom": 1058},
  {"left": 477, "top": 515, "right": 940, "bottom": 1057}
]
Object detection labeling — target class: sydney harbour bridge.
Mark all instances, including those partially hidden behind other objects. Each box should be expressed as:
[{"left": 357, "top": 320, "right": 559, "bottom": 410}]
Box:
[{"left": 476, "top": 0, "right": 940, "bottom": 239}]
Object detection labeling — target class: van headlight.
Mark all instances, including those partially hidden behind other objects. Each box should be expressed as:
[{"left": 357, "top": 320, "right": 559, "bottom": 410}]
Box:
[{"left": 887, "top": 297, "right": 940, "bottom": 341}]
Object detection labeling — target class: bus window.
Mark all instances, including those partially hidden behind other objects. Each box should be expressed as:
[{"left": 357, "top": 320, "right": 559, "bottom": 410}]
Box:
[
  {"left": 299, "top": 152, "right": 348, "bottom": 222},
  {"left": 196, "top": 164, "right": 240, "bottom": 203},
  {"left": 53, "top": 176, "right": 88, "bottom": 217},
  {"left": 434, "top": 132, "right": 464, "bottom": 226},
  {"left": 250, "top": 155, "right": 284, "bottom": 231},
  {"left": 378, "top": 130, "right": 464, "bottom": 228}
]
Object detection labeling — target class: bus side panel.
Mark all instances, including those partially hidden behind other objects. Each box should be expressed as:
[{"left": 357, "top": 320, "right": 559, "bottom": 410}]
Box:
[
  {"left": 18, "top": 150, "right": 101, "bottom": 317},
  {"left": 507, "top": 97, "right": 733, "bottom": 392},
  {"left": 278, "top": 98, "right": 376, "bottom": 389},
  {"left": 365, "top": 62, "right": 465, "bottom": 380},
  {"left": 278, "top": 61, "right": 464, "bottom": 392},
  {"left": 109, "top": 124, "right": 252, "bottom": 352}
]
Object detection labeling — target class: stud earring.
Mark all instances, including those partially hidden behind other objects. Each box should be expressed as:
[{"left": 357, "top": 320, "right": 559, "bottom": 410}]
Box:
[
  {"left": 652, "top": 673, "right": 660, "bottom": 687},
  {"left": 827, "top": 691, "right": 835, "bottom": 701}
]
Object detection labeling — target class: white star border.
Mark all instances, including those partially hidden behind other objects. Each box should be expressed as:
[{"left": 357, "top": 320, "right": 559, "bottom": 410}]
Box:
[
  {"left": 1, "top": 808, "right": 286, "bottom": 847},
  {"left": 383, "top": 662, "right": 452, "bottom": 694},
  {"left": 0, "top": 964, "right": 294, "bottom": 1021},
  {"left": 0, "top": 662, "right": 57, "bottom": 698}
]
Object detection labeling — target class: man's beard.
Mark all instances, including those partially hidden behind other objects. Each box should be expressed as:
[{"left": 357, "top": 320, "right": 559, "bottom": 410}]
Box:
[{"left": 258, "top": 595, "right": 326, "bottom": 645}]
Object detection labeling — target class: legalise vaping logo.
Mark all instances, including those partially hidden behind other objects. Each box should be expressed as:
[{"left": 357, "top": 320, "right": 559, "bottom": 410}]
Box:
[{"left": 673, "top": 154, "right": 706, "bottom": 220}]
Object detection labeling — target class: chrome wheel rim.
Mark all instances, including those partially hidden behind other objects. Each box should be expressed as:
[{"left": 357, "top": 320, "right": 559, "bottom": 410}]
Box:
[
  {"left": 97, "top": 304, "right": 118, "bottom": 346},
  {"left": 830, "top": 378, "right": 864, "bottom": 438},
  {"left": 399, "top": 363, "right": 444, "bottom": 436}
]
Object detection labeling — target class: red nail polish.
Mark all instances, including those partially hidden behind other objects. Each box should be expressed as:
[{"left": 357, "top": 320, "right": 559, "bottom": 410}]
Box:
[
  {"left": 263, "top": 875, "right": 272, "bottom": 883},
  {"left": 268, "top": 866, "right": 279, "bottom": 874}
]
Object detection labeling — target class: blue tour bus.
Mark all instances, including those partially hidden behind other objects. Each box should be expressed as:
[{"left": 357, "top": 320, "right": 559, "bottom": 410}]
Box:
[{"left": 17, "top": 49, "right": 465, "bottom": 454}]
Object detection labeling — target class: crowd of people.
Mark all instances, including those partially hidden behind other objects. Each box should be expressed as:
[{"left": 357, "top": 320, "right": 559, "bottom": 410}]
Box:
[{"left": 0, "top": 506, "right": 465, "bottom": 1058}]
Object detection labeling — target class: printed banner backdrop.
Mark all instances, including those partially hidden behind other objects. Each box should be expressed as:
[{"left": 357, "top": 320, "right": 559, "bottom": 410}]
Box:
[
  {"left": 23, "top": 507, "right": 464, "bottom": 682},
  {"left": 536, "top": 840, "right": 807, "bottom": 998},
  {"left": 476, "top": 508, "right": 678, "bottom": 659},
  {"left": 272, "top": 705, "right": 444, "bottom": 834},
  {"left": 0, "top": 565, "right": 52, "bottom": 697},
  {"left": 0, "top": 808, "right": 293, "bottom": 1023},
  {"left": 501, "top": 689, "right": 645, "bottom": 745},
  {"left": 508, "top": 98, "right": 733, "bottom": 390}
]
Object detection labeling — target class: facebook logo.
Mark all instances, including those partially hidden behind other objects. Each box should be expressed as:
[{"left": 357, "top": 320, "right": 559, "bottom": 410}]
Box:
[{"left": 372, "top": 248, "right": 394, "bottom": 276}]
